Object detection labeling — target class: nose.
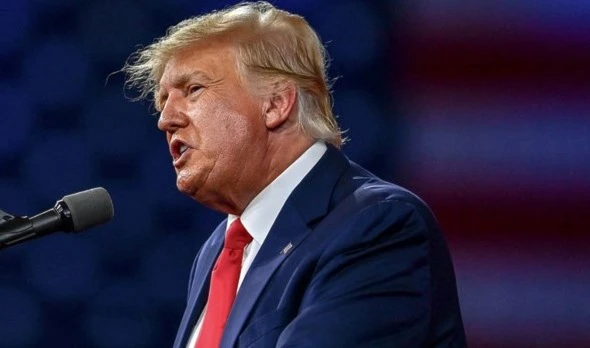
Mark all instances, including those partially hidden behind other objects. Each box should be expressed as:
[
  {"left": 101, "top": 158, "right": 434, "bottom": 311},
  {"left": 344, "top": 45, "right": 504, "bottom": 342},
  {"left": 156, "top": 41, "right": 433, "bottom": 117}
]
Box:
[{"left": 157, "top": 92, "right": 189, "bottom": 133}]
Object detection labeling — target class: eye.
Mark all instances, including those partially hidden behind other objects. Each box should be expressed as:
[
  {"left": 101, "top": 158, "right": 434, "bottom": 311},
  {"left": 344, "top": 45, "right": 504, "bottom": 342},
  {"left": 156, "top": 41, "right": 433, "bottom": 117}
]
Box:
[{"left": 188, "top": 85, "right": 202, "bottom": 95}]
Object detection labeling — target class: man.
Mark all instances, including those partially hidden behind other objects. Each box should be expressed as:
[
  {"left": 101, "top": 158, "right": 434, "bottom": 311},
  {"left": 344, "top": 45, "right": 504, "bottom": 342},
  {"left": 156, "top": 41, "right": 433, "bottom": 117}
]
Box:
[{"left": 123, "top": 2, "right": 465, "bottom": 347}]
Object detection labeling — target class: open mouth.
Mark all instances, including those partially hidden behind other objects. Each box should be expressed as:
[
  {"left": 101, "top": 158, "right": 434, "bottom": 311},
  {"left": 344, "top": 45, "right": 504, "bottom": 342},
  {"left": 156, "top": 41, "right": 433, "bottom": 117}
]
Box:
[{"left": 170, "top": 138, "right": 191, "bottom": 164}]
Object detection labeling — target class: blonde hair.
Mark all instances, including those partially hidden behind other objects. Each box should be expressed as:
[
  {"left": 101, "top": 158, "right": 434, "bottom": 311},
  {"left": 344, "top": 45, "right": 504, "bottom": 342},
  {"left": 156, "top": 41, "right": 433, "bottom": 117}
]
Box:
[{"left": 123, "top": 1, "right": 344, "bottom": 147}]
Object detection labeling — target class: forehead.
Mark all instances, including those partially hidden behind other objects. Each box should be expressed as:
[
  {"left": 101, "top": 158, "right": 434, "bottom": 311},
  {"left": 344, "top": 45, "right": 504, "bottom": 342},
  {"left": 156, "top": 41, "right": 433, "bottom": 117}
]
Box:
[{"left": 159, "top": 40, "right": 237, "bottom": 88}]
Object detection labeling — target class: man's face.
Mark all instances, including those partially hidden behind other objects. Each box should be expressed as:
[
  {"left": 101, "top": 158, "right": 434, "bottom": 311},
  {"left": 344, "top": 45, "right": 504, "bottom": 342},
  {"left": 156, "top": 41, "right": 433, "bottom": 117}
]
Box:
[{"left": 157, "top": 40, "right": 268, "bottom": 213}]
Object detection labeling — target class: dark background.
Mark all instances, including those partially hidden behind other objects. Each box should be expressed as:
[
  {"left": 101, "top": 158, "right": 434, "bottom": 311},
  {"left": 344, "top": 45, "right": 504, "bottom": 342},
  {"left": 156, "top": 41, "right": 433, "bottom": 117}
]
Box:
[{"left": 1, "top": 0, "right": 589, "bottom": 347}]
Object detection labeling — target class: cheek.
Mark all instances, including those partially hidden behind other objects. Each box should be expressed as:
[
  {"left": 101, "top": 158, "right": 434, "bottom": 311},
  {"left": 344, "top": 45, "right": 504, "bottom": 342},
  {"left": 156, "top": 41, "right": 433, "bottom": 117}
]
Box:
[
  {"left": 212, "top": 113, "right": 254, "bottom": 158},
  {"left": 213, "top": 106, "right": 261, "bottom": 141},
  {"left": 188, "top": 92, "right": 264, "bottom": 153}
]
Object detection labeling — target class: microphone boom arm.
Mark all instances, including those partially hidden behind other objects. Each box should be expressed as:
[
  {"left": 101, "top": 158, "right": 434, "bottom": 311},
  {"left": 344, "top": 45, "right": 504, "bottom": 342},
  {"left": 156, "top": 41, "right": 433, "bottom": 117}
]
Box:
[
  {"left": 0, "top": 203, "right": 72, "bottom": 250},
  {"left": 0, "top": 208, "right": 36, "bottom": 249}
]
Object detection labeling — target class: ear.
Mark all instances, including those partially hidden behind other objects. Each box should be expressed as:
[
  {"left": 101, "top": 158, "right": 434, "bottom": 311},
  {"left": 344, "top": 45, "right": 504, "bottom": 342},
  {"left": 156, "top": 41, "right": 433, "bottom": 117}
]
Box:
[{"left": 264, "top": 83, "right": 297, "bottom": 130}]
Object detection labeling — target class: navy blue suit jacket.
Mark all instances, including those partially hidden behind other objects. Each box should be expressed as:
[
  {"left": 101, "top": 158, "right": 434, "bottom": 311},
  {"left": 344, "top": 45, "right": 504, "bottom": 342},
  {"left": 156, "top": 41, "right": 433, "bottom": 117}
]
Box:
[{"left": 174, "top": 146, "right": 466, "bottom": 347}]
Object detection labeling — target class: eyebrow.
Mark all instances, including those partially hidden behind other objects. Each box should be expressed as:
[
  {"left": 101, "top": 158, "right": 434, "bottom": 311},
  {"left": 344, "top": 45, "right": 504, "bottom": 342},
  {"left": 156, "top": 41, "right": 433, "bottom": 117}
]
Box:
[{"left": 166, "top": 70, "right": 213, "bottom": 89}]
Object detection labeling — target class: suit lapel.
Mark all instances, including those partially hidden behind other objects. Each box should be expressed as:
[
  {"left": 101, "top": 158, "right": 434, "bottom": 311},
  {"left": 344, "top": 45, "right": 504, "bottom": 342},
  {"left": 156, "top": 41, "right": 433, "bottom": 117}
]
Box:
[
  {"left": 221, "top": 145, "right": 350, "bottom": 347},
  {"left": 174, "top": 222, "right": 225, "bottom": 348},
  {"left": 221, "top": 201, "right": 310, "bottom": 347}
]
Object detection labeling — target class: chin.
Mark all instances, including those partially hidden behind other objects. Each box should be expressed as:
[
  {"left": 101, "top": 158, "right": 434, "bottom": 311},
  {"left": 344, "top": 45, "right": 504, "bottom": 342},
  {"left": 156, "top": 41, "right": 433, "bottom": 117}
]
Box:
[
  {"left": 176, "top": 171, "right": 213, "bottom": 206},
  {"left": 176, "top": 181, "right": 193, "bottom": 196},
  {"left": 176, "top": 171, "right": 199, "bottom": 196}
]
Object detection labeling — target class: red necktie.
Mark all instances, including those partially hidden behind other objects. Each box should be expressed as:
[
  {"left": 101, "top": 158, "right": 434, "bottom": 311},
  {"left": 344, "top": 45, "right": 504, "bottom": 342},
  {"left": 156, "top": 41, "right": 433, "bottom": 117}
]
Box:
[{"left": 196, "top": 218, "right": 252, "bottom": 348}]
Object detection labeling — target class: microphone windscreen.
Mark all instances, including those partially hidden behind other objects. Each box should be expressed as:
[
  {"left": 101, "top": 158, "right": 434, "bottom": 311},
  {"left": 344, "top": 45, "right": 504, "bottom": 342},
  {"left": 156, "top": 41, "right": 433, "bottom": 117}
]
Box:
[{"left": 62, "top": 187, "right": 114, "bottom": 232}]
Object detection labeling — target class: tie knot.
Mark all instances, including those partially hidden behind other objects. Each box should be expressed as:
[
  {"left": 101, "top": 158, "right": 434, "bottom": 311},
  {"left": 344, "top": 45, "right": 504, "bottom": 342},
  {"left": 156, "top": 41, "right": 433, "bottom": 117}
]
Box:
[{"left": 224, "top": 219, "right": 252, "bottom": 250}]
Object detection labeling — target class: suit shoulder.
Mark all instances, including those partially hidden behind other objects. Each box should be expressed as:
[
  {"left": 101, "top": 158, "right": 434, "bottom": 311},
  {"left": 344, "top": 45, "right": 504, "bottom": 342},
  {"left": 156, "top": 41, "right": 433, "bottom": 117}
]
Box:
[{"left": 343, "top": 165, "right": 436, "bottom": 228}]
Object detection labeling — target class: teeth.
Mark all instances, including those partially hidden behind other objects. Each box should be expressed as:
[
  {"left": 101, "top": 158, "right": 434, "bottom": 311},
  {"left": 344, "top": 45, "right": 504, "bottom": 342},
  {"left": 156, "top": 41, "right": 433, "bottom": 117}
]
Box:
[{"left": 179, "top": 144, "right": 188, "bottom": 155}]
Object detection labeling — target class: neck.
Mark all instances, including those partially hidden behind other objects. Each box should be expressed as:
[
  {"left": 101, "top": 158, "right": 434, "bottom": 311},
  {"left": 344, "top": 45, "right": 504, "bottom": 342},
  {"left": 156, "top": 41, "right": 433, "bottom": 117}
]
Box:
[{"left": 230, "top": 135, "right": 315, "bottom": 215}]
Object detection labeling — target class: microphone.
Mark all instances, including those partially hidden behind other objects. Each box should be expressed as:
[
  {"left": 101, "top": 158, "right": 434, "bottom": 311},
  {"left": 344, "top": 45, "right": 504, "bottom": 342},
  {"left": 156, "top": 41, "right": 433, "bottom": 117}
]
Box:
[{"left": 0, "top": 187, "right": 114, "bottom": 250}]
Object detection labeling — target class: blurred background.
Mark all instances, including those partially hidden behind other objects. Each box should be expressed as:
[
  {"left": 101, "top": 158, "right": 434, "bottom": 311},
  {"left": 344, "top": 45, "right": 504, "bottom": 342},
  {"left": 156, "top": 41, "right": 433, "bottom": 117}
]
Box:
[{"left": 1, "top": 0, "right": 588, "bottom": 347}]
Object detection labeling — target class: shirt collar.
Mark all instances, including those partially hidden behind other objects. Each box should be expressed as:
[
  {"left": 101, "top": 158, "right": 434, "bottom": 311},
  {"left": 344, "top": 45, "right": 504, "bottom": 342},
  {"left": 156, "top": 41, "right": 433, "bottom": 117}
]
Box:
[{"left": 227, "top": 141, "right": 327, "bottom": 244}]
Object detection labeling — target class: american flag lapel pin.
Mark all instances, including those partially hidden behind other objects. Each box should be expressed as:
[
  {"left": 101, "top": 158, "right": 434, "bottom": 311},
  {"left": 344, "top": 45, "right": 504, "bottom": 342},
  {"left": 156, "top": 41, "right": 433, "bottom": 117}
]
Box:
[{"left": 281, "top": 242, "right": 293, "bottom": 255}]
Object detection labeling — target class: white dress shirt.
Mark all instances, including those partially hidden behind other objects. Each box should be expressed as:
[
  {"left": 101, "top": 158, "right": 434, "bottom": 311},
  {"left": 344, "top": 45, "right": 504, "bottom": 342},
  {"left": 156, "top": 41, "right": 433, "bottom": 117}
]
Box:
[{"left": 186, "top": 141, "right": 327, "bottom": 347}]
